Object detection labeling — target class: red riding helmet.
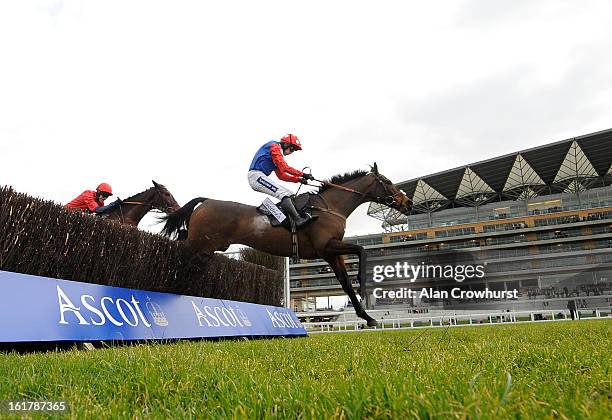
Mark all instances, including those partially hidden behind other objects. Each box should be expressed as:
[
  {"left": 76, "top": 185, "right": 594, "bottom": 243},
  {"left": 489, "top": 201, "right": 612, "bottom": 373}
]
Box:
[
  {"left": 96, "top": 183, "right": 113, "bottom": 195},
  {"left": 280, "top": 133, "right": 302, "bottom": 151}
]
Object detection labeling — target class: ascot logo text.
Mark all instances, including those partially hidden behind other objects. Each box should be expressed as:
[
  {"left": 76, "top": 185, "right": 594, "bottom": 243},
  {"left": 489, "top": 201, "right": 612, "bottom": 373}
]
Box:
[
  {"left": 191, "top": 301, "right": 251, "bottom": 328},
  {"left": 57, "top": 286, "right": 153, "bottom": 327}
]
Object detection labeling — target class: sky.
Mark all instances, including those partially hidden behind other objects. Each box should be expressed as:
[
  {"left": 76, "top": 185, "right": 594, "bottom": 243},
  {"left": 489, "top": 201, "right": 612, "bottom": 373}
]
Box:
[{"left": 2, "top": 0, "right": 612, "bottom": 243}]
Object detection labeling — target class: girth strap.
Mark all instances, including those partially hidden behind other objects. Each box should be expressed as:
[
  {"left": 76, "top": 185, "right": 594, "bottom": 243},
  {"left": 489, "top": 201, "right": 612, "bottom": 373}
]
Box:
[{"left": 308, "top": 206, "right": 347, "bottom": 221}]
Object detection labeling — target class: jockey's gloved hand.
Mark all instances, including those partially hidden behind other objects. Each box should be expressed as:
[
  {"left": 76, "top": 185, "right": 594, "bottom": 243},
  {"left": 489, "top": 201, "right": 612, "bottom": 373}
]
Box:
[
  {"left": 94, "top": 205, "right": 110, "bottom": 214},
  {"left": 303, "top": 173, "right": 315, "bottom": 181},
  {"left": 299, "top": 177, "right": 309, "bottom": 185},
  {"left": 94, "top": 199, "right": 121, "bottom": 214}
]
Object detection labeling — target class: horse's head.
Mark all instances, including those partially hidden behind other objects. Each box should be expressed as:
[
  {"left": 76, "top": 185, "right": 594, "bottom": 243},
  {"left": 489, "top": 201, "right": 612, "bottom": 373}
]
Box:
[
  {"left": 151, "top": 180, "right": 181, "bottom": 213},
  {"left": 366, "top": 163, "right": 412, "bottom": 215}
]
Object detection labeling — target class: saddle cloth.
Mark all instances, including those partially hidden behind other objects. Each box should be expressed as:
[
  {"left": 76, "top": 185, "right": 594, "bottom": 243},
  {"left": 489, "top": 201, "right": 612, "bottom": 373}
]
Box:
[{"left": 256, "top": 194, "right": 313, "bottom": 229}]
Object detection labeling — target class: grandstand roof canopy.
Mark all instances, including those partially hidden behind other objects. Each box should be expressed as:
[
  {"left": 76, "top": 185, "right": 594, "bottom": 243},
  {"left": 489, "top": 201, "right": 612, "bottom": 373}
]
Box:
[{"left": 394, "top": 128, "right": 612, "bottom": 213}]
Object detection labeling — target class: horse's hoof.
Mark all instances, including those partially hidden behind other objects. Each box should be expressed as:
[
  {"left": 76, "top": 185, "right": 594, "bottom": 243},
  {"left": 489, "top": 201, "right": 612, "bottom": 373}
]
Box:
[{"left": 367, "top": 319, "right": 378, "bottom": 327}]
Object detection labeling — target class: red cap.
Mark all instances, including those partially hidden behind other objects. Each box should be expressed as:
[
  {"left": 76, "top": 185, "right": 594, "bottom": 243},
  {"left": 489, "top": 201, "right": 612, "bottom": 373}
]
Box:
[
  {"left": 96, "top": 183, "right": 113, "bottom": 195},
  {"left": 280, "top": 134, "right": 302, "bottom": 150}
]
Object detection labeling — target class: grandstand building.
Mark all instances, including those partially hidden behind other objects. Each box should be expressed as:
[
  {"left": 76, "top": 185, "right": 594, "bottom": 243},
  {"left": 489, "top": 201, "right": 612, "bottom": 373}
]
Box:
[{"left": 290, "top": 129, "right": 612, "bottom": 315}]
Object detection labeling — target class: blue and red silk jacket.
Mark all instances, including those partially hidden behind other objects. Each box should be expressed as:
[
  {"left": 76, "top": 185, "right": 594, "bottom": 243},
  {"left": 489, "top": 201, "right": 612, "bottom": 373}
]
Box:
[
  {"left": 65, "top": 190, "right": 105, "bottom": 212},
  {"left": 249, "top": 141, "right": 304, "bottom": 182}
]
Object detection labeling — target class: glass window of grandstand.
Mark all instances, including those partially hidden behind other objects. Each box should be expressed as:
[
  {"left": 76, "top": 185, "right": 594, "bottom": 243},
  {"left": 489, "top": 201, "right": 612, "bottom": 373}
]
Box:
[
  {"left": 586, "top": 211, "right": 612, "bottom": 221},
  {"left": 493, "top": 206, "right": 510, "bottom": 220},
  {"left": 485, "top": 234, "right": 528, "bottom": 246},
  {"left": 347, "top": 237, "right": 383, "bottom": 246},
  {"left": 430, "top": 207, "right": 477, "bottom": 228},
  {"left": 528, "top": 199, "right": 562, "bottom": 216},
  {"left": 593, "top": 239, "right": 612, "bottom": 249},
  {"left": 590, "top": 225, "right": 611, "bottom": 234},
  {"left": 479, "top": 201, "right": 527, "bottom": 221},
  {"left": 483, "top": 221, "right": 528, "bottom": 232},
  {"left": 438, "top": 239, "right": 479, "bottom": 250},
  {"left": 486, "top": 248, "right": 530, "bottom": 258},
  {"left": 580, "top": 187, "right": 612, "bottom": 209},
  {"left": 405, "top": 213, "right": 430, "bottom": 230},
  {"left": 389, "top": 232, "right": 427, "bottom": 242},
  {"left": 536, "top": 228, "right": 581, "bottom": 240},
  {"left": 534, "top": 214, "right": 581, "bottom": 227},
  {"left": 435, "top": 227, "right": 476, "bottom": 238}
]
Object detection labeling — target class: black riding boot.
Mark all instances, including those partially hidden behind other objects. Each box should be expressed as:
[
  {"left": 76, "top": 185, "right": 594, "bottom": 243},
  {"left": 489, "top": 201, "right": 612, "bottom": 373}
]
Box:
[{"left": 280, "top": 197, "right": 317, "bottom": 228}]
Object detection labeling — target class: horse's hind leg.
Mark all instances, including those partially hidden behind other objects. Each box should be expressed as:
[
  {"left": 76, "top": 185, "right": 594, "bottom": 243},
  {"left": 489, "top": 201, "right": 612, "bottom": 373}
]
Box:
[{"left": 325, "top": 256, "right": 378, "bottom": 327}]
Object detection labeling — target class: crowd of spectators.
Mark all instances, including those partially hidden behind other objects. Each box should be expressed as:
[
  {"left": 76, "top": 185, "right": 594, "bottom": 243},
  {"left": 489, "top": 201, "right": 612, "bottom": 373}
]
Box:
[{"left": 522, "top": 283, "right": 610, "bottom": 299}]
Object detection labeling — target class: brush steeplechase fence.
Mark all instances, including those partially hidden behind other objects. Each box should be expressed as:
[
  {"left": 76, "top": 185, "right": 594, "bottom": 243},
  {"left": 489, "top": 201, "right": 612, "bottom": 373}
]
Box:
[{"left": 0, "top": 186, "right": 305, "bottom": 342}]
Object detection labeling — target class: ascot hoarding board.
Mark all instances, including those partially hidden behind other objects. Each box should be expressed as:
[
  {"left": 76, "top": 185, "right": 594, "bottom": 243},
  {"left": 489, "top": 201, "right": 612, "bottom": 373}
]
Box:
[{"left": 0, "top": 270, "right": 306, "bottom": 342}]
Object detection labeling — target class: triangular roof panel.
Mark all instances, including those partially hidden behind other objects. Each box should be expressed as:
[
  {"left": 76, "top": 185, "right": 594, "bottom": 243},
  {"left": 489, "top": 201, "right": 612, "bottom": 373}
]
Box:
[
  {"left": 554, "top": 141, "right": 598, "bottom": 182},
  {"left": 503, "top": 154, "right": 545, "bottom": 191},
  {"left": 412, "top": 179, "right": 446, "bottom": 204},
  {"left": 456, "top": 167, "right": 494, "bottom": 199},
  {"left": 577, "top": 130, "right": 612, "bottom": 176}
]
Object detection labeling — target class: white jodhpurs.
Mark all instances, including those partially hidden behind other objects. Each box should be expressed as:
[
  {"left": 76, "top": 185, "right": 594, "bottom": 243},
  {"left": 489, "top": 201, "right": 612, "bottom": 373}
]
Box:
[{"left": 248, "top": 170, "right": 293, "bottom": 200}]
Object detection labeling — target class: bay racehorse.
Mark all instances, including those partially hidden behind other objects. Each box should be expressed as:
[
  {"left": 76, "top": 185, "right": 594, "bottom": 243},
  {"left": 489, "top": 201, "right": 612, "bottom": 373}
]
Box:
[
  {"left": 101, "top": 180, "right": 181, "bottom": 226},
  {"left": 161, "top": 164, "right": 411, "bottom": 326}
]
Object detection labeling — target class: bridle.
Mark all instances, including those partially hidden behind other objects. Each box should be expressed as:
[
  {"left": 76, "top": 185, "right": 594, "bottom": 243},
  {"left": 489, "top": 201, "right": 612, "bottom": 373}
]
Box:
[{"left": 114, "top": 188, "right": 177, "bottom": 223}]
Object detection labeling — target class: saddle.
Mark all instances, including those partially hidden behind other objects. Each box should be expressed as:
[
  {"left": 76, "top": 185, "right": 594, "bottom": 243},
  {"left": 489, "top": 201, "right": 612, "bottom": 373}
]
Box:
[{"left": 256, "top": 194, "right": 313, "bottom": 229}]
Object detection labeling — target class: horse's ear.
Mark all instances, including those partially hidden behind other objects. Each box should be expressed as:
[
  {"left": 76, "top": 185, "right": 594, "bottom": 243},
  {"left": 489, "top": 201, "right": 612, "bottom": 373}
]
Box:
[
  {"left": 152, "top": 180, "right": 160, "bottom": 188},
  {"left": 372, "top": 162, "right": 379, "bottom": 174}
]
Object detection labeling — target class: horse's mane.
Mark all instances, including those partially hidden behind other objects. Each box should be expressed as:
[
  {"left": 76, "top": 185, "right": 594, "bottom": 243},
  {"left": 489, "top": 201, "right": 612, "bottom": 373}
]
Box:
[
  {"left": 123, "top": 186, "right": 155, "bottom": 202},
  {"left": 318, "top": 169, "right": 369, "bottom": 193}
]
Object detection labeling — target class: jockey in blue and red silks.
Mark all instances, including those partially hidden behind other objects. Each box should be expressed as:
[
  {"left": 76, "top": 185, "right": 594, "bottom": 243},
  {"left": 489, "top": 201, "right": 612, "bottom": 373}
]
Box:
[{"left": 248, "top": 134, "right": 316, "bottom": 227}]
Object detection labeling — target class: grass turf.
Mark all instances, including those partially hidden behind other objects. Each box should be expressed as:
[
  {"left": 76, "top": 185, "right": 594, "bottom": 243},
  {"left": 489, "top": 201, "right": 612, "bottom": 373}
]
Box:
[{"left": 0, "top": 320, "right": 610, "bottom": 419}]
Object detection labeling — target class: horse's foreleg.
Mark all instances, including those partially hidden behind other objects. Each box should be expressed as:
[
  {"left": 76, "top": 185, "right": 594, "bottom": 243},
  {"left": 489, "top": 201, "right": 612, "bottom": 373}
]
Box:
[
  {"left": 323, "top": 239, "right": 368, "bottom": 301},
  {"left": 325, "top": 256, "right": 378, "bottom": 327}
]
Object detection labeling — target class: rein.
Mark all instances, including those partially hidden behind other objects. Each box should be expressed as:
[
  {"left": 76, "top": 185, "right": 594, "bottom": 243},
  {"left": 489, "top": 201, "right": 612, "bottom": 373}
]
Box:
[
  {"left": 114, "top": 200, "right": 164, "bottom": 224},
  {"left": 302, "top": 173, "right": 407, "bottom": 220},
  {"left": 121, "top": 201, "right": 149, "bottom": 206},
  {"left": 306, "top": 176, "right": 381, "bottom": 221},
  {"left": 313, "top": 179, "right": 367, "bottom": 196},
  {"left": 121, "top": 200, "right": 171, "bottom": 212},
  {"left": 313, "top": 176, "right": 399, "bottom": 206}
]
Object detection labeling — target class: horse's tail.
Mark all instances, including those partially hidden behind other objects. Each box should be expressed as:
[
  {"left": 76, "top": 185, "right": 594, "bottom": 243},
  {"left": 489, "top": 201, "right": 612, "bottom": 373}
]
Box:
[{"left": 160, "top": 197, "right": 207, "bottom": 238}]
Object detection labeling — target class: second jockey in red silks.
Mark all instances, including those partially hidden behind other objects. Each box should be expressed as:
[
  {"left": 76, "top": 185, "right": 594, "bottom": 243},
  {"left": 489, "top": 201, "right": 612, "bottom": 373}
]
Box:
[{"left": 248, "top": 134, "right": 317, "bottom": 228}]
